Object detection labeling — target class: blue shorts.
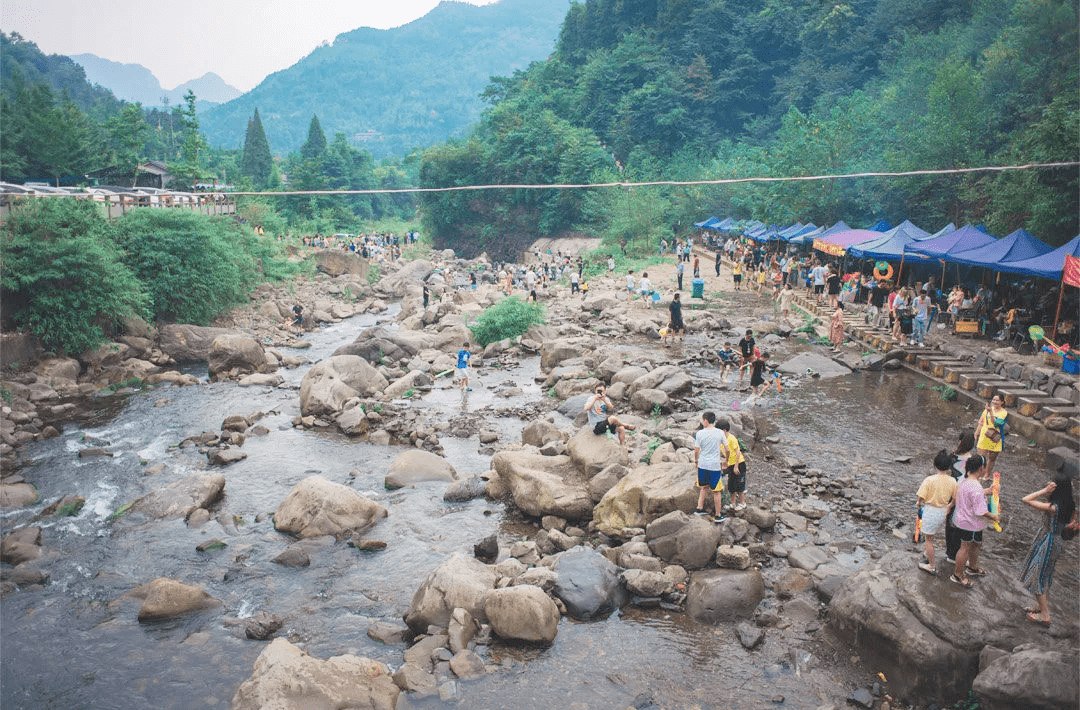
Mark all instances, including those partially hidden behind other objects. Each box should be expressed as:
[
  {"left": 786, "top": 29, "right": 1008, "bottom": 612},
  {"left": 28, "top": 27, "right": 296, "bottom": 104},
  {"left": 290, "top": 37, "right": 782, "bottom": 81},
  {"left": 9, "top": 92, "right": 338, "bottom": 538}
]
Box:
[
  {"left": 697, "top": 468, "right": 723, "bottom": 491},
  {"left": 958, "top": 528, "right": 983, "bottom": 544}
]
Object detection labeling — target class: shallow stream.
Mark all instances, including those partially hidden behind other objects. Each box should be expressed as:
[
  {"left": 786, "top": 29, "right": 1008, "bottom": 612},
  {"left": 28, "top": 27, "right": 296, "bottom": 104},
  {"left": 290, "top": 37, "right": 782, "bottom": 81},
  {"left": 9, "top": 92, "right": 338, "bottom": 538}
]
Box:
[{"left": 1, "top": 314, "right": 1072, "bottom": 709}]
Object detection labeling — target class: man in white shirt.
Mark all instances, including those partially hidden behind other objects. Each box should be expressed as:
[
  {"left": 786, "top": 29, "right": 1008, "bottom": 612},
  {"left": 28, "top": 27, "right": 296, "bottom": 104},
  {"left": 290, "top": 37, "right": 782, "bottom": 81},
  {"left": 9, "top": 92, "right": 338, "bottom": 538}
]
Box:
[{"left": 694, "top": 411, "right": 728, "bottom": 522}]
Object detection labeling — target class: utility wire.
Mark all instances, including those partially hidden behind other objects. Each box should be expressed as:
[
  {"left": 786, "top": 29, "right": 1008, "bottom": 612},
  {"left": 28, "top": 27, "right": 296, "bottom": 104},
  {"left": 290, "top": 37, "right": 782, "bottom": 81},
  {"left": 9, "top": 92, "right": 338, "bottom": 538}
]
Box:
[{"left": 229, "top": 161, "right": 1080, "bottom": 196}]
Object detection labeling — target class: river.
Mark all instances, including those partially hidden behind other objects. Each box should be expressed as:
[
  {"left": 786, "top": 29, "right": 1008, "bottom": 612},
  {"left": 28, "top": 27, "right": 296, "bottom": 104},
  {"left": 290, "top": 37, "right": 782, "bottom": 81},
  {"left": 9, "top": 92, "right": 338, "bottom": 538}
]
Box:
[{"left": 1, "top": 308, "right": 1072, "bottom": 709}]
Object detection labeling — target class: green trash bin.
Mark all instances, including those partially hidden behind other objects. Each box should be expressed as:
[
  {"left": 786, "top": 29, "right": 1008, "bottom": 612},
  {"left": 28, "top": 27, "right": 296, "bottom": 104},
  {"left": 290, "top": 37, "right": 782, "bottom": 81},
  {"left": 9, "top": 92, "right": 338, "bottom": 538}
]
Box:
[{"left": 691, "top": 278, "right": 705, "bottom": 299}]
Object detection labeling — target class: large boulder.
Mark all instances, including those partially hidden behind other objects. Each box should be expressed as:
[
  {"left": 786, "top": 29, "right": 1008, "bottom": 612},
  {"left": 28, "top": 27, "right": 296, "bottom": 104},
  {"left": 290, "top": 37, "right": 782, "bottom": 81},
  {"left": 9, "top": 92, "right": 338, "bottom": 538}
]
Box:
[
  {"left": 231, "top": 637, "right": 399, "bottom": 710},
  {"left": 208, "top": 334, "right": 270, "bottom": 377},
  {"left": 314, "top": 250, "right": 369, "bottom": 277},
  {"left": 131, "top": 472, "right": 225, "bottom": 520},
  {"left": 685, "top": 568, "right": 765, "bottom": 622},
  {"left": 377, "top": 259, "right": 433, "bottom": 297},
  {"left": 382, "top": 370, "right": 434, "bottom": 400},
  {"left": 540, "top": 338, "right": 589, "bottom": 372},
  {"left": 972, "top": 647, "right": 1079, "bottom": 710},
  {"left": 333, "top": 327, "right": 433, "bottom": 365},
  {"left": 567, "top": 427, "right": 629, "bottom": 476},
  {"left": 404, "top": 553, "right": 499, "bottom": 634},
  {"left": 385, "top": 450, "right": 457, "bottom": 489},
  {"left": 299, "top": 355, "right": 389, "bottom": 416},
  {"left": 827, "top": 550, "right": 1059, "bottom": 703},
  {"left": 552, "top": 546, "right": 626, "bottom": 621},
  {"left": 157, "top": 324, "right": 234, "bottom": 362},
  {"left": 629, "top": 388, "right": 671, "bottom": 414},
  {"left": 646, "top": 511, "right": 724, "bottom": 570},
  {"left": 273, "top": 476, "right": 387, "bottom": 539},
  {"left": 34, "top": 356, "right": 81, "bottom": 384},
  {"left": 521, "top": 420, "right": 564, "bottom": 448},
  {"left": 1, "top": 526, "right": 42, "bottom": 566},
  {"left": 628, "top": 365, "right": 694, "bottom": 397},
  {"left": 491, "top": 450, "right": 592, "bottom": 520},
  {"left": 484, "top": 585, "right": 560, "bottom": 643},
  {"left": 592, "top": 462, "right": 697, "bottom": 535},
  {"left": 776, "top": 351, "right": 852, "bottom": 379},
  {"left": 0, "top": 481, "right": 39, "bottom": 508},
  {"left": 128, "top": 577, "right": 221, "bottom": 622}
]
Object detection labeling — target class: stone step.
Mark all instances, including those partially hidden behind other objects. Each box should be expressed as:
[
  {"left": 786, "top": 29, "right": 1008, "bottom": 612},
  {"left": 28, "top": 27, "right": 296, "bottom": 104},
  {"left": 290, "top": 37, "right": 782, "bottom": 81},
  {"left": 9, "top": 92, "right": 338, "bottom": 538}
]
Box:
[
  {"left": 1033, "top": 404, "right": 1080, "bottom": 421},
  {"left": 914, "top": 353, "right": 954, "bottom": 370},
  {"left": 943, "top": 366, "right": 987, "bottom": 385},
  {"left": 1017, "top": 394, "right": 1069, "bottom": 417},
  {"left": 977, "top": 378, "right": 1013, "bottom": 399},
  {"left": 1068, "top": 417, "right": 1080, "bottom": 438},
  {"left": 960, "top": 372, "right": 1003, "bottom": 392},
  {"left": 998, "top": 388, "right": 1051, "bottom": 408},
  {"left": 929, "top": 360, "right": 969, "bottom": 378}
]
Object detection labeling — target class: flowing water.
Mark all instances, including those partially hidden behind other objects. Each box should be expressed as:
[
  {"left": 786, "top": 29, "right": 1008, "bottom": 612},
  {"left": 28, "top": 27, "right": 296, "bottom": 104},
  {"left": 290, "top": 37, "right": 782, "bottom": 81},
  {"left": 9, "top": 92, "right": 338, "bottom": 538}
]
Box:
[{"left": 1, "top": 314, "right": 1071, "bottom": 709}]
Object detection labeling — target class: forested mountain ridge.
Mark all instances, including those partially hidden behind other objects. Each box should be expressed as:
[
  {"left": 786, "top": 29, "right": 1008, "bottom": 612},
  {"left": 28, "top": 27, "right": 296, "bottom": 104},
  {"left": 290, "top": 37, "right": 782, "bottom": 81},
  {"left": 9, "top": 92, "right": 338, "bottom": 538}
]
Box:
[
  {"left": 199, "top": 0, "right": 572, "bottom": 157},
  {"left": 419, "top": 0, "right": 1079, "bottom": 259}
]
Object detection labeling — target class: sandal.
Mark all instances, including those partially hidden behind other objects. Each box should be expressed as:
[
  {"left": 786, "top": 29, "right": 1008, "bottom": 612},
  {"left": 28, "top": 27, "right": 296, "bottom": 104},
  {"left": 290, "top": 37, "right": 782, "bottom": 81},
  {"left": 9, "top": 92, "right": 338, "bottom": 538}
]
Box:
[
  {"left": 1023, "top": 606, "right": 1040, "bottom": 615},
  {"left": 1025, "top": 613, "right": 1051, "bottom": 627},
  {"left": 918, "top": 563, "right": 936, "bottom": 575},
  {"left": 965, "top": 566, "right": 987, "bottom": 577},
  {"left": 950, "top": 574, "right": 973, "bottom": 589}
]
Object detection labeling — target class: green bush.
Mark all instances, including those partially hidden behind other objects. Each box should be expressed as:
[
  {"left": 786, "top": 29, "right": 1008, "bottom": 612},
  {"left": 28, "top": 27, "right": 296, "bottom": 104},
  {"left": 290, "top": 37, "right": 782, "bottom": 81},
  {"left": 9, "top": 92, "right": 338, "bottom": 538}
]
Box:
[
  {"left": 1, "top": 199, "right": 148, "bottom": 353},
  {"left": 115, "top": 209, "right": 259, "bottom": 324},
  {"left": 468, "top": 296, "right": 546, "bottom": 347}
]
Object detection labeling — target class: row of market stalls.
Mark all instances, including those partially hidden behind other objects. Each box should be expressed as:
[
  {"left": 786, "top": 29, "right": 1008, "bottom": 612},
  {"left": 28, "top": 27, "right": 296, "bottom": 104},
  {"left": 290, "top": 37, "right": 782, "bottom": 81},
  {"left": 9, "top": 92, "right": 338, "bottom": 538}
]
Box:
[
  {"left": 0, "top": 182, "right": 236, "bottom": 223},
  {"left": 695, "top": 215, "right": 1080, "bottom": 343}
]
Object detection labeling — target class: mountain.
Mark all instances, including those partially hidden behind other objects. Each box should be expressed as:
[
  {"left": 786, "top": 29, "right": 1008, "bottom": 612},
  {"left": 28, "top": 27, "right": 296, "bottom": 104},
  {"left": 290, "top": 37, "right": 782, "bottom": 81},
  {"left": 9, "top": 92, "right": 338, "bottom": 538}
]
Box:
[
  {"left": 199, "top": 0, "right": 571, "bottom": 158},
  {"left": 1, "top": 33, "right": 122, "bottom": 120},
  {"left": 69, "top": 53, "right": 241, "bottom": 106}
]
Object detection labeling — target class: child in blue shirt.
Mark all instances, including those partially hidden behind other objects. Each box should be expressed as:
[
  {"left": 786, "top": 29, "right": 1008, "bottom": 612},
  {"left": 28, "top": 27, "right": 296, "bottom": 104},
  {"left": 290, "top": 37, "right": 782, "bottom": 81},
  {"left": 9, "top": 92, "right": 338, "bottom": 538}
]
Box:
[
  {"left": 718, "top": 342, "right": 738, "bottom": 383},
  {"left": 456, "top": 342, "right": 472, "bottom": 392}
]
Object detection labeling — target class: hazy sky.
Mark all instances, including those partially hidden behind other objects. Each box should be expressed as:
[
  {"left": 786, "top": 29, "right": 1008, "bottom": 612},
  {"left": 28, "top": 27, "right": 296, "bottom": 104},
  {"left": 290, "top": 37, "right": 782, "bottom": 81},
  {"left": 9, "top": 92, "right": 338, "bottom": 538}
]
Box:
[{"left": 1, "top": 0, "right": 501, "bottom": 92}]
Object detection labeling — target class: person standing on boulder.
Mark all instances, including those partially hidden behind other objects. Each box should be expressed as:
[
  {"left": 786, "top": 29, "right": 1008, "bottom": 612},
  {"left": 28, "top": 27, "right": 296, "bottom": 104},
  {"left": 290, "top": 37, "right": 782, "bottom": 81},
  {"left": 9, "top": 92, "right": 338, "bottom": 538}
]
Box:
[
  {"left": 1019, "top": 476, "right": 1078, "bottom": 627},
  {"left": 584, "top": 384, "right": 635, "bottom": 446},
  {"left": 951, "top": 454, "right": 999, "bottom": 589},
  {"left": 915, "top": 450, "right": 959, "bottom": 576},
  {"left": 694, "top": 411, "right": 727, "bottom": 522},
  {"left": 665, "top": 292, "right": 685, "bottom": 346},
  {"left": 718, "top": 418, "right": 747, "bottom": 511},
  {"left": 737, "top": 329, "right": 755, "bottom": 388}
]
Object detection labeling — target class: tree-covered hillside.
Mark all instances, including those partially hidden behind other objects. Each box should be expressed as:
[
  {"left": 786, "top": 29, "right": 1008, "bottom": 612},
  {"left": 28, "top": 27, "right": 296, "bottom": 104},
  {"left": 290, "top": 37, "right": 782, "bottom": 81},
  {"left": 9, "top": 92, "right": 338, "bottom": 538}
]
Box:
[
  {"left": 199, "top": 0, "right": 571, "bottom": 158},
  {"left": 420, "top": 0, "right": 1078, "bottom": 259}
]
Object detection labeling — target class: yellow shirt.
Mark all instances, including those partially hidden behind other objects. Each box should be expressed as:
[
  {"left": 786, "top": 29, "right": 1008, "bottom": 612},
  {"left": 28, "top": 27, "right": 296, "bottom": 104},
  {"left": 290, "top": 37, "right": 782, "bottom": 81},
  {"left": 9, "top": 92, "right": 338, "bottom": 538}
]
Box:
[
  {"left": 917, "top": 473, "right": 957, "bottom": 508},
  {"left": 725, "top": 432, "right": 745, "bottom": 466}
]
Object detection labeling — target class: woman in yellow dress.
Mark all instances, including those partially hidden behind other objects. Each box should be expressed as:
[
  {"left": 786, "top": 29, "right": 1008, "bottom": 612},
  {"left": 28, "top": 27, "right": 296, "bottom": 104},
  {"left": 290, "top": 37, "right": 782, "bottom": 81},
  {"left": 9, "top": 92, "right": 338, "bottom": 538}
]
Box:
[{"left": 975, "top": 394, "right": 1008, "bottom": 476}]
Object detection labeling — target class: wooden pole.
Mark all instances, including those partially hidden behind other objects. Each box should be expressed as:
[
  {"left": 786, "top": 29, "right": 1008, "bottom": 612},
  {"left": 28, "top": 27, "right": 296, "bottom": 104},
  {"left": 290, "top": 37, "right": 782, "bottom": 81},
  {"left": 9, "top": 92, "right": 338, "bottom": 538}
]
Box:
[
  {"left": 897, "top": 252, "right": 906, "bottom": 284},
  {"left": 1051, "top": 281, "right": 1065, "bottom": 342}
]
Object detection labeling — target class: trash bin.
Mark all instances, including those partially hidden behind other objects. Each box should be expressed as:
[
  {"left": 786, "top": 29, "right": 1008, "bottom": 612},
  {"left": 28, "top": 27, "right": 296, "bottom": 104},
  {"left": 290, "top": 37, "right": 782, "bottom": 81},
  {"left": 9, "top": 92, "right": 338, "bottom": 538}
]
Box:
[
  {"left": 691, "top": 278, "right": 705, "bottom": 299},
  {"left": 1063, "top": 354, "right": 1079, "bottom": 375}
]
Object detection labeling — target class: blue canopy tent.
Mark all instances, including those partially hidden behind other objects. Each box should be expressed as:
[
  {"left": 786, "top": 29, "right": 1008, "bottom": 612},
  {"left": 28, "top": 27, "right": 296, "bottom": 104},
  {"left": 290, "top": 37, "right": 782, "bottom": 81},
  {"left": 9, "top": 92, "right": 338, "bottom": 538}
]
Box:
[
  {"left": 946, "top": 228, "right": 1052, "bottom": 269},
  {"left": 749, "top": 226, "right": 782, "bottom": 242},
  {"left": 905, "top": 225, "right": 998, "bottom": 289},
  {"left": 993, "top": 235, "right": 1080, "bottom": 279},
  {"left": 716, "top": 217, "right": 740, "bottom": 232},
  {"left": 777, "top": 222, "right": 804, "bottom": 239},
  {"left": 783, "top": 223, "right": 818, "bottom": 243},
  {"left": 927, "top": 223, "right": 957, "bottom": 240},
  {"left": 869, "top": 219, "right": 892, "bottom": 232},
  {"left": 694, "top": 216, "right": 722, "bottom": 229},
  {"left": 790, "top": 221, "right": 848, "bottom": 246},
  {"left": 848, "top": 223, "right": 934, "bottom": 260}
]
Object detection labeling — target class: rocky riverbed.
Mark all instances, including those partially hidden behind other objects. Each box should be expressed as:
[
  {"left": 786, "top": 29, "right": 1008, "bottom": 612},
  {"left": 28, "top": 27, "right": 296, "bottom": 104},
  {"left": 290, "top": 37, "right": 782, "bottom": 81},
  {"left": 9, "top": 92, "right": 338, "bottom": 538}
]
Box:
[{"left": 1, "top": 246, "right": 1077, "bottom": 710}]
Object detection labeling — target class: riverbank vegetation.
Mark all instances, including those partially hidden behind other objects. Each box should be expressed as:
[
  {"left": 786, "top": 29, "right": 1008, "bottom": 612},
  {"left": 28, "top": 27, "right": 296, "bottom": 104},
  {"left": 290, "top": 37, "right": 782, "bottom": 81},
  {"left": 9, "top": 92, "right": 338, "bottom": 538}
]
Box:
[{"left": 0, "top": 199, "right": 298, "bottom": 353}]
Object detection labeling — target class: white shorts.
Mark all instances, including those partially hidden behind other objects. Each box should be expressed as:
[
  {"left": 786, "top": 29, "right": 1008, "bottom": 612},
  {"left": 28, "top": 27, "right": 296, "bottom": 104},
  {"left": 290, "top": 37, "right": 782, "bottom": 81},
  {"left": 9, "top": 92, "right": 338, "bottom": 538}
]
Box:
[
  {"left": 456, "top": 367, "right": 468, "bottom": 380},
  {"left": 921, "top": 505, "right": 948, "bottom": 536}
]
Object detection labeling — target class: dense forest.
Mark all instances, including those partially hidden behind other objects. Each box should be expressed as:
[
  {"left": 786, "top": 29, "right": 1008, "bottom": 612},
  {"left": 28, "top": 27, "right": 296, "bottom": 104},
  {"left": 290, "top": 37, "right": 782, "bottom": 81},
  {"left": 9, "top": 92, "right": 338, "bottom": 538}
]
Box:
[{"left": 419, "top": 0, "right": 1079, "bottom": 259}]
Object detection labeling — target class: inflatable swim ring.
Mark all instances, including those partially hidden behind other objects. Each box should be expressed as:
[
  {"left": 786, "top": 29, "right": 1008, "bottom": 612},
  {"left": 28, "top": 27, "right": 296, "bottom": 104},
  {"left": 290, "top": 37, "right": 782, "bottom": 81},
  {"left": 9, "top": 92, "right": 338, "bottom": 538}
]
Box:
[{"left": 873, "top": 261, "right": 894, "bottom": 281}]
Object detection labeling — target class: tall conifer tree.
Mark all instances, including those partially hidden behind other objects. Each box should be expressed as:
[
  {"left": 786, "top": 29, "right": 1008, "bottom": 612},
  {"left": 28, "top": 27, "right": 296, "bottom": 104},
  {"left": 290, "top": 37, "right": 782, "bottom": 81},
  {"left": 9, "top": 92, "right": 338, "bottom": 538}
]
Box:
[
  {"left": 300, "top": 115, "right": 327, "bottom": 159},
  {"left": 240, "top": 108, "right": 272, "bottom": 188}
]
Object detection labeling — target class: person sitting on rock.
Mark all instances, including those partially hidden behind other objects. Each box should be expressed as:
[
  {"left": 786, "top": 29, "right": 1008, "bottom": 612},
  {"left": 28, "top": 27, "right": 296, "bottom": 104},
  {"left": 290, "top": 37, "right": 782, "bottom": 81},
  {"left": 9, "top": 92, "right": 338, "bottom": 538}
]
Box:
[{"left": 584, "top": 384, "right": 635, "bottom": 446}]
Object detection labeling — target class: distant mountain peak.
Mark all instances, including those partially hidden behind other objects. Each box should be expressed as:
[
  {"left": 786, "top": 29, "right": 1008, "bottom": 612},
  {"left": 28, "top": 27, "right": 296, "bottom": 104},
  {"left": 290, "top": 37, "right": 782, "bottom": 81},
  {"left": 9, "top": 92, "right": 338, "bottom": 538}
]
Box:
[{"left": 68, "top": 54, "right": 241, "bottom": 106}]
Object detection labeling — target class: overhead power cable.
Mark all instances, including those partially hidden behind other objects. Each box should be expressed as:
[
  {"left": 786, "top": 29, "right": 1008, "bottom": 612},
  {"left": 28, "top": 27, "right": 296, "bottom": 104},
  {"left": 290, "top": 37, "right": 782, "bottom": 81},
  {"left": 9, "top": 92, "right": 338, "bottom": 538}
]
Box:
[{"left": 228, "top": 161, "right": 1079, "bottom": 196}]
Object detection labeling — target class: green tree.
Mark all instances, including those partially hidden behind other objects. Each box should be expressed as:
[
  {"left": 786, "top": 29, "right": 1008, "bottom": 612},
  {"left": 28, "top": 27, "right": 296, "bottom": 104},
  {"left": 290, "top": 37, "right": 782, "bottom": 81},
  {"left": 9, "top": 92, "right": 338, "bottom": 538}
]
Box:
[
  {"left": 240, "top": 108, "right": 273, "bottom": 188},
  {"left": 115, "top": 209, "right": 259, "bottom": 324},
  {"left": 173, "top": 89, "right": 207, "bottom": 186},
  {"left": 106, "top": 102, "right": 150, "bottom": 184},
  {"left": 300, "top": 115, "right": 327, "bottom": 159},
  {"left": 1, "top": 199, "right": 147, "bottom": 353}
]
